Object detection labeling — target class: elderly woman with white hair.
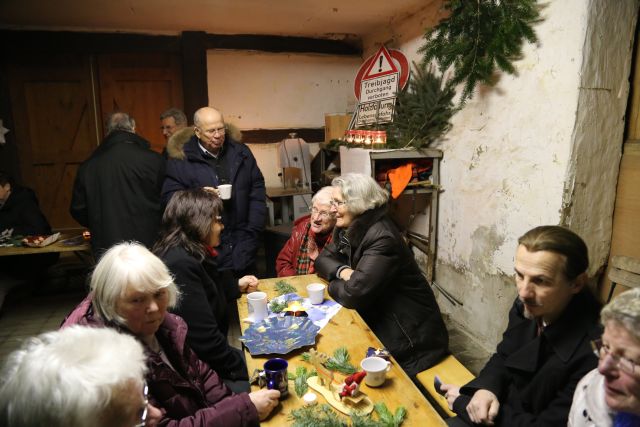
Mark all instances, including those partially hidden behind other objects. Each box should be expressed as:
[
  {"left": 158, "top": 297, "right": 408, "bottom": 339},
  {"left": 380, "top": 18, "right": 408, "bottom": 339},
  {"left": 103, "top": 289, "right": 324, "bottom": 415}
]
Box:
[
  {"left": 315, "top": 173, "right": 449, "bottom": 376},
  {"left": 569, "top": 287, "right": 640, "bottom": 427},
  {"left": 62, "top": 242, "right": 280, "bottom": 427},
  {"left": 276, "top": 186, "right": 337, "bottom": 277},
  {"left": 0, "top": 325, "right": 161, "bottom": 427}
]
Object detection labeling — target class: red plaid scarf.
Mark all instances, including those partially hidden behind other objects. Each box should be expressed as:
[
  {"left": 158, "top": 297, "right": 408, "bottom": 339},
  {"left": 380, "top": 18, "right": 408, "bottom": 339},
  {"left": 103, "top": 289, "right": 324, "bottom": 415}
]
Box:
[{"left": 295, "top": 223, "right": 332, "bottom": 275}]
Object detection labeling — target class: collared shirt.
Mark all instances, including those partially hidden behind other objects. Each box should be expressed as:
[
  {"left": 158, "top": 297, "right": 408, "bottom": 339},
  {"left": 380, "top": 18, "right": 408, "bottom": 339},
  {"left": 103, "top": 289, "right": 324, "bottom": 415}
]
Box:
[{"left": 198, "top": 140, "right": 230, "bottom": 185}]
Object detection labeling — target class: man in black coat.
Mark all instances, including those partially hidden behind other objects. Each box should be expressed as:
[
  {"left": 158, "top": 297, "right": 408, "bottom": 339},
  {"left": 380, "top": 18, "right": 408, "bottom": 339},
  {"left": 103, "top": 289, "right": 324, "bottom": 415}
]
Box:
[
  {"left": 70, "top": 112, "right": 165, "bottom": 257},
  {"left": 161, "top": 107, "right": 266, "bottom": 276},
  {"left": 442, "top": 226, "right": 602, "bottom": 427}
]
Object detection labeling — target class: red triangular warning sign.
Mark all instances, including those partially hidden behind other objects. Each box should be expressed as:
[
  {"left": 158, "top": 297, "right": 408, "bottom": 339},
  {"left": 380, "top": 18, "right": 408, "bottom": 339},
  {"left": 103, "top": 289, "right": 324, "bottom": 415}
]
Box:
[{"left": 362, "top": 46, "right": 399, "bottom": 79}]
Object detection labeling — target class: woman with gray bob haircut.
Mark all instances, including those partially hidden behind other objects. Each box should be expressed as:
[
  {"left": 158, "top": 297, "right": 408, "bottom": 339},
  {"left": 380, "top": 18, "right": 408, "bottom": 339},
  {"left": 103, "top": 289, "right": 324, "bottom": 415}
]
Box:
[
  {"left": 90, "top": 241, "right": 180, "bottom": 326},
  {"left": 0, "top": 325, "right": 161, "bottom": 427},
  {"left": 569, "top": 287, "right": 640, "bottom": 426},
  {"left": 62, "top": 242, "right": 279, "bottom": 426},
  {"left": 315, "top": 173, "right": 448, "bottom": 377},
  {"left": 331, "top": 173, "right": 388, "bottom": 216}
]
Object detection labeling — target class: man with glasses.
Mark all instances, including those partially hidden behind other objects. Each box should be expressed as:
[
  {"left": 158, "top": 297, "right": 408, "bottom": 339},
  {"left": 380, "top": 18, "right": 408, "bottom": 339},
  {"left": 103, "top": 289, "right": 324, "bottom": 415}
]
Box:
[
  {"left": 162, "top": 107, "right": 266, "bottom": 276},
  {"left": 0, "top": 326, "right": 162, "bottom": 427},
  {"left": 441, "top": 226, "right": 602, "bottom": 426},
  {"left": 276, "top": 186, "right": 336, "bottom": 277},
  {"left": 159, "top": 108, "right": 187, "bottom": 142}
]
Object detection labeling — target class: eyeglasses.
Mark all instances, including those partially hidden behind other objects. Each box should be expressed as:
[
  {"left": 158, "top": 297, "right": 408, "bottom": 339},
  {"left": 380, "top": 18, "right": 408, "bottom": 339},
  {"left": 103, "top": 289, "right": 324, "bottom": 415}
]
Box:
[
  {"left": 592, "top": 339, "right": 640, "bottom": 376},
  {"left": 197, "top": 126, "right": 225, "bottom": 137},
  {"left": 329, "top": 199, "right": 347, "bottom": 208},
  {"left": 133, "top": 382, "right": 149, "bottom": 427},
  {"left": 309, "top": 207, "right": 333, "bottom": 219}
]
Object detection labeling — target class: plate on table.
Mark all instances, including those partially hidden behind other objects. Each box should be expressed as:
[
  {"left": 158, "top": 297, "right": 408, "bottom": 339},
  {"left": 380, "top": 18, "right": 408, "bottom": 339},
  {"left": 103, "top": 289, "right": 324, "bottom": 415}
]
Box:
[
  {"left": 22, "top": 232, "right": 60, "bottom": 247},
  {"left": 239, "top": 316, "right": 320, "bottom": 355}
]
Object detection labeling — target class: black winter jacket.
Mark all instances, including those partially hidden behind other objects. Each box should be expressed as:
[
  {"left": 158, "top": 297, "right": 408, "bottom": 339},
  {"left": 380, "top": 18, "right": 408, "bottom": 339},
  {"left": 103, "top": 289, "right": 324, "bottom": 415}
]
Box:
[
  {"left": 70, "top": 130, "right": 165, "bottom": 256},
  {"left": 161, "top": 133, "right": 266, "bottom": 273},
  {"left": 315, "top": 206, "right": 449, "bottom": 376},
  {"left": 0, "top": 185, "right": 51, "bottom": 236},
  {"left": 160, "top": 246, "right": 248, "bottom": 381},
  {"left": 452, "top": 290, "right": 601, "bottom": 426}
]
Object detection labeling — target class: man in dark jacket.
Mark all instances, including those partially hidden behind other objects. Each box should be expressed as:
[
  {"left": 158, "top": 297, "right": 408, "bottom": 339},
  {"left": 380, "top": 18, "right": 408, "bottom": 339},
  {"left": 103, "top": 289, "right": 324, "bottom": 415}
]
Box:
[
  {"left": 442, "top": 225, "right": 602, "bottom": 427},
  {"left": 70, "top": 112, "right": 165, "bottom": 257},
  {"left": 161, "top": 107, "right": 266, "bottom": 276}
]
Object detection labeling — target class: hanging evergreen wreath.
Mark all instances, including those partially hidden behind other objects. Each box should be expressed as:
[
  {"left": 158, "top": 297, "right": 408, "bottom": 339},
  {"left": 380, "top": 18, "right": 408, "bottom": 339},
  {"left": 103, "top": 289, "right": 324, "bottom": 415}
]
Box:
[{"left": 419, "top": 0, "right": 541, "bottom": 101}]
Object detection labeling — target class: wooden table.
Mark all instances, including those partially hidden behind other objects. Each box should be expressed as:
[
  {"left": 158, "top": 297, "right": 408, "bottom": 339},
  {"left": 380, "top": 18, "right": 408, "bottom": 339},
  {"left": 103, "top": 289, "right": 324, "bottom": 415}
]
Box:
[
  {"left": 0, "top": 233, "right": 92, "bottom": 262},
  {"left": 238, "top": 274, "right": 445, "bottom": 426}
]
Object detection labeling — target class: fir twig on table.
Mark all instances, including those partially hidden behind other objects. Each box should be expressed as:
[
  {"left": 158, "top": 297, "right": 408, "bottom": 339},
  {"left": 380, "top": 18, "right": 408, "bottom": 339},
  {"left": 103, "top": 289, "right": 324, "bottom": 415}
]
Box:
[
  {"left": 269, "top": 299, "right": 288, "bottom": 313},
  {"left": 301, "top": 347, "right": 357, "bottom": 375},
  {"left": 275, "top": 280, "right": 297, "bottom": 296},
  {"left": 287, "top": 366, "right": 317, "bottom": 397}
]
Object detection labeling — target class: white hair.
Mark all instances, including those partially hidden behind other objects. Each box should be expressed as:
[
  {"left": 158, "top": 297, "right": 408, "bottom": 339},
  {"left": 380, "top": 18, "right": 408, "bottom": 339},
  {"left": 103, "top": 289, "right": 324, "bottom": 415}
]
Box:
[
  {"left": 90, "top": 242, "right": 180, "bottom": 326},
  {"left": 311, "top": 186, "right": 333, "bottom": 206},
  {"left": 601, "top": 287, "right": 640, "bottom": 341},
  {"left": 0, "top": 326, "right": 147, "bottom": 427},
  {"left": 332, "top": 173, "right": 389, "bottom": 216}
]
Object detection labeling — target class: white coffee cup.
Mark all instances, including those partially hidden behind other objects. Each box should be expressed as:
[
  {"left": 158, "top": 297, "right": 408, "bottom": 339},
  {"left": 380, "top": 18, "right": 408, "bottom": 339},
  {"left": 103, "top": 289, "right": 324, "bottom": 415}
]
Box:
[
  {"left": 218, "top": 184, "right": 232, "bottom": 200},
  {"left": 306, "top": 283, "right": 326, "bottom": 305},
  {"left": 247, "top": 291, "right": 268, "bottom": 322},
  {"left": 361, "top": 356, "right": 391, "bottom": 387}
]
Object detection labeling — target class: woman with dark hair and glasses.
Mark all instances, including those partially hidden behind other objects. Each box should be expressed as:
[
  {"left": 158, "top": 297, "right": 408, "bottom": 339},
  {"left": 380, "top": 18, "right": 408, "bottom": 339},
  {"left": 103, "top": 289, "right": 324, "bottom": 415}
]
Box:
[
  {"left": 569, "top": 287, "right": 640, "bottom": 427},
  {"left": 315, "top": 173, "right": 448, "bottom": 377},
  {"left": 276, "top": 186, "right": 336, "bottom": 277},
  {"left": 153, "top": 188, "right": 258, "bottom": 392}
]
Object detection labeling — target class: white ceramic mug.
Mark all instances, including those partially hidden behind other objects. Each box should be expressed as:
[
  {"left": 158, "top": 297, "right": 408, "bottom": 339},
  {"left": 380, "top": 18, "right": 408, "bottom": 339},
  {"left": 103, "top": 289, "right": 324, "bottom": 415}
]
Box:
[
  {"left": 217, "top": 184, "right": 232, "bottom": 200},
  {"left": 306, "top": 283, "right": 326, "bottom": 305},
  {"left": 361, "top": 356, "right": 391, "bottom": 387},
  {"left": 247, "top": 291, "right": 268, "bottom": 322}
]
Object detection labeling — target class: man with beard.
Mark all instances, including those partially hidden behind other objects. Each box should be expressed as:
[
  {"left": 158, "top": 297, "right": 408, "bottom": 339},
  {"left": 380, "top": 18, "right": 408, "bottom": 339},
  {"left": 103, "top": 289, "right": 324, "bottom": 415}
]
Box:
[{"left": 441, "top": 225, "right": 602, "bottom": 426}]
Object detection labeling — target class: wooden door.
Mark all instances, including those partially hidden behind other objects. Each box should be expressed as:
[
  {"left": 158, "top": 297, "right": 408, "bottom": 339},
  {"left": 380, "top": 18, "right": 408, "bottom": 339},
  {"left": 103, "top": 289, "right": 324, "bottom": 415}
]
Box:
[
  {"left": 7, "top": 54, "right": 99, "bottom": 228},
  {"left": 600, "top": 25, "right": 640, "bottom": 301},
  {"left": 98, "top": 53, "right": 183, "bottom": 153}
]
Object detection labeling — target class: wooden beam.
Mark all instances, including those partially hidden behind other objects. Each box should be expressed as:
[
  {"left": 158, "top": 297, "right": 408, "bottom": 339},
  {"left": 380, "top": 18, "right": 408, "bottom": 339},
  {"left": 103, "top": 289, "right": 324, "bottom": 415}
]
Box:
[
  {"left": 181, "top": 31, "right": 209, "bottom": 120},
  {"left": 206, "top": 34, "right": 361, "bottom": 56},
  {"left": 0, "top": 30, "right": 180, "bottom": 54},
  {"left": 242, "top": 128, "right": 325, "bottom": 144}
]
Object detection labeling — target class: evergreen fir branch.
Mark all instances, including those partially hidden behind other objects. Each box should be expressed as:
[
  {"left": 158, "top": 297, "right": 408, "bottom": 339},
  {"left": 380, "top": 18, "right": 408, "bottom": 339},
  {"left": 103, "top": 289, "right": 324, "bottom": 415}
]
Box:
[
  {"left": 420, "top": 0, "right": 542, "bottom": 101},
  {"left": 269, "top": 299, "right": 289, "bottom": 313},
  {"left": 289, "top": 404, "right": 347, "bottom": 427},
  {"left": 287, "top": 366, "right": 317, "bottom": 397},
  {"left": 325, "top": 347, "right": 357, "bottom": 375},
  {"left": 373, "top": 403, "right": 407, "bottom": 427},
  {"left": 275, "top": 280, "right": 297, "bottom": 296},
  {"left": 301, "top": 347, "right": 357, "bottom": 375},
  {"left": 387, "top": 62, "right": 458, "bottom": 149}
]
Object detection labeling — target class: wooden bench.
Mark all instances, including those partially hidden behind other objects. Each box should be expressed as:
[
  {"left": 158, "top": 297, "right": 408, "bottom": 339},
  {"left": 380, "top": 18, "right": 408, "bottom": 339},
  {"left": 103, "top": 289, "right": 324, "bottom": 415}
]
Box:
[{"left": 416, "top": 355, "right": 476, "bottom": 417}]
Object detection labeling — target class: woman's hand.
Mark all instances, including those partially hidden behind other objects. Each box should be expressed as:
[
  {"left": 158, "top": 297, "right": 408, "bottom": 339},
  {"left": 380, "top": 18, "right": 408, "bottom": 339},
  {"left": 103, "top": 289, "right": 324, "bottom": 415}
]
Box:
[
  {"left": 249, "top": 389, "right": 281, "bottom": 420},
  {"left": 440, "top": 383, "right": 461, "bottom": 410},
  {"left": 238, "top": 275, "right": 259, "bottom": 293},
  {"left": 339, "top": 268, "right": 354, "bottom": 281}
]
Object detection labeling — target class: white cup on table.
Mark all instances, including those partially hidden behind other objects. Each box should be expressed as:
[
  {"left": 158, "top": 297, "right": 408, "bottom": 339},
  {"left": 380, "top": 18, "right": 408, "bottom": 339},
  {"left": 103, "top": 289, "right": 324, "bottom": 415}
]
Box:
[
  {"left": 217, "top": 184, "right": 232, "bottom": 200},
  {"left": 247, "top": 291, "right": 268, "bottom": 322},
  {"left": 361, "top": 356, "right": 391, "bottom": 387},
  {"left": 306, "top": 283, "right": 326, "bottom": 305}
]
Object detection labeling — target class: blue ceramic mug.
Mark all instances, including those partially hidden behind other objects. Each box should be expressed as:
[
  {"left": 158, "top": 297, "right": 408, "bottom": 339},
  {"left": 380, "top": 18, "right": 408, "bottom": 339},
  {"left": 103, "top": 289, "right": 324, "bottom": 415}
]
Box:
[{"left": 264, "top": 358, "right": 288, "bottom": 398}]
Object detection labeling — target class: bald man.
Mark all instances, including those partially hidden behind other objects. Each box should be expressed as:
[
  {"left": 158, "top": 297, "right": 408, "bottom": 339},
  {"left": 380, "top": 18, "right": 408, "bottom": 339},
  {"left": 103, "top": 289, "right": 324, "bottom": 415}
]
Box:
[{"left": 161, "top": 107, "right": 266, "bottom": 276}]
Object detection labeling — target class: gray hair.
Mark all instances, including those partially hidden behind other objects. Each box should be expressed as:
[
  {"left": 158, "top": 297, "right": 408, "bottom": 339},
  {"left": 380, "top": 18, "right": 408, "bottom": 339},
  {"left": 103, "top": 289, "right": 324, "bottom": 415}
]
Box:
[
  {"left": 601, "top": 287, "right": 640, "bottom": 341},
  {"left": 311, "top": 186, "right": 333, "bottom": 206},
  {"left": 90, "top": 242, "right": 180, "bottom": 326},
  {"left": 0, "top": 326, "right": 147, "bottom": 427},
  {"left": 160, "top": 108, "right": 187, "bottom": 126},
  {"left": 106, "top": 112, "right": 136, "bottom": 135},
  {"left": 332, "top": 173, "right": 389, "bottom": 216}
]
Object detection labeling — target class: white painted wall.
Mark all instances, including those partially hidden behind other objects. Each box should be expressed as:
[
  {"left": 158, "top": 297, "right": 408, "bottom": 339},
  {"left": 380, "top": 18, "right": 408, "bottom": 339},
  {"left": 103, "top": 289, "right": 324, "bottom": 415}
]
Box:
[
  {"left": 207, "top": 50, "right": 360, "bottom": 130},
  {"left": 364, "top": 0, "right": 639, "bottom": 350}
]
